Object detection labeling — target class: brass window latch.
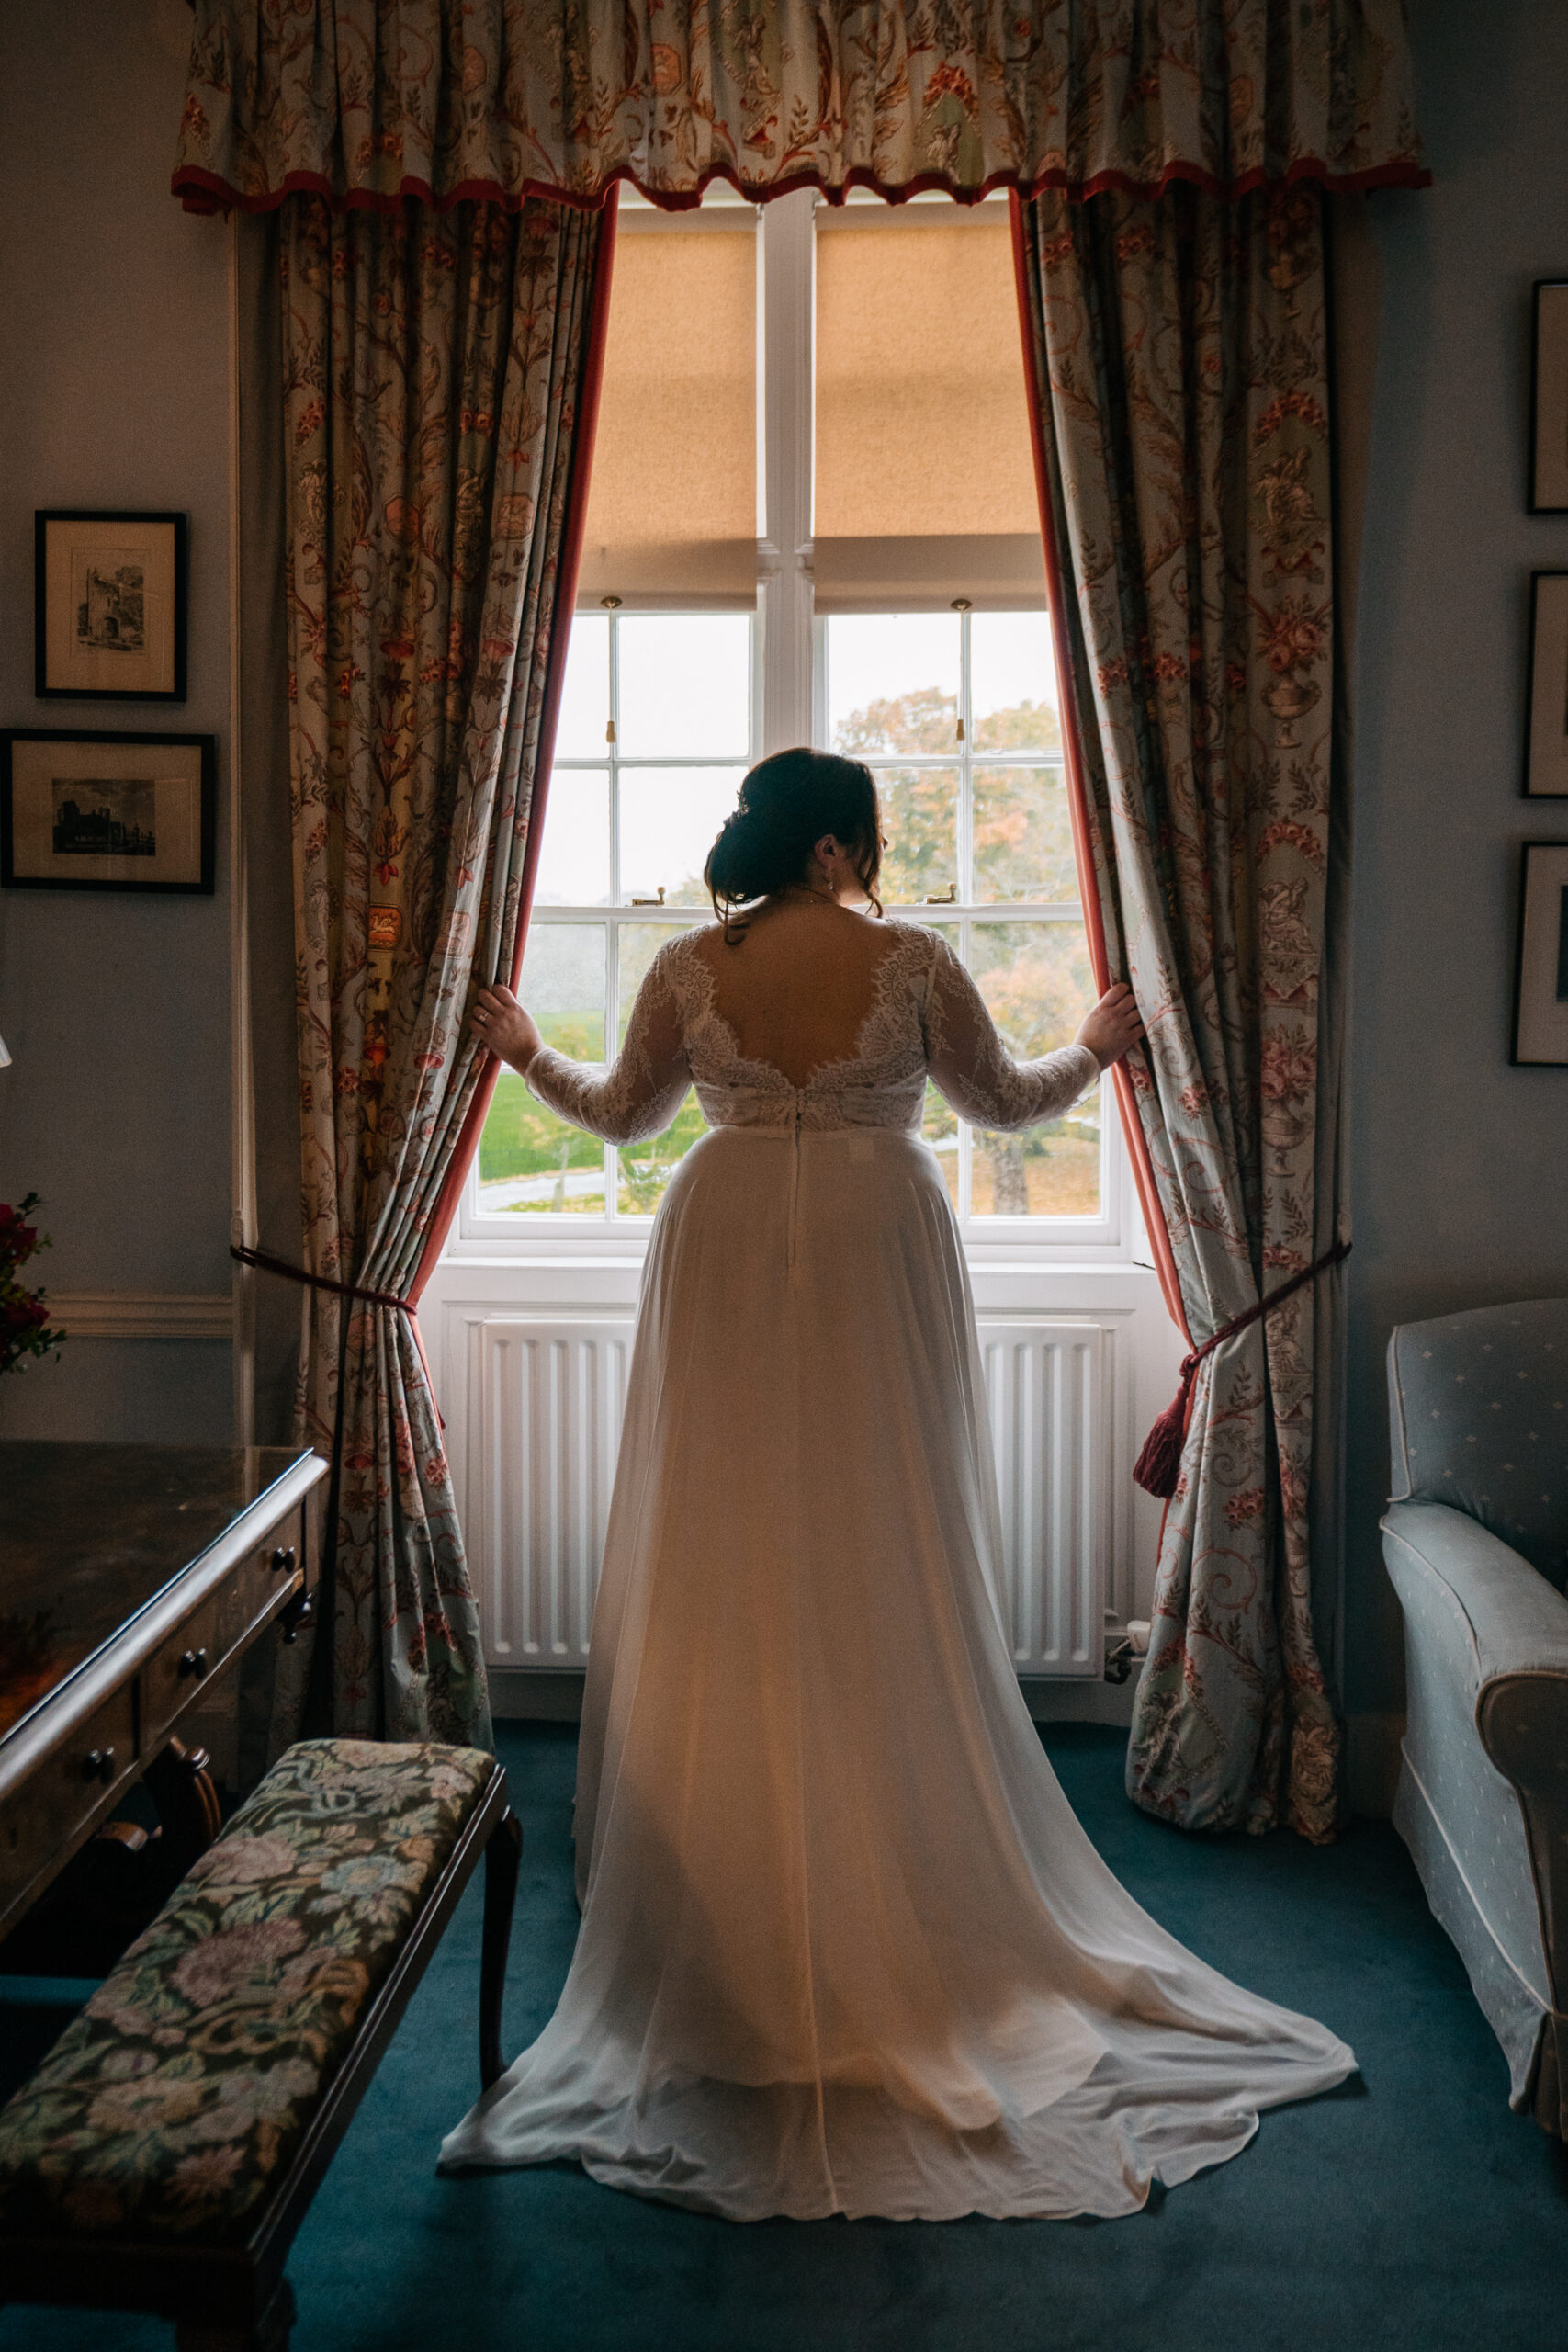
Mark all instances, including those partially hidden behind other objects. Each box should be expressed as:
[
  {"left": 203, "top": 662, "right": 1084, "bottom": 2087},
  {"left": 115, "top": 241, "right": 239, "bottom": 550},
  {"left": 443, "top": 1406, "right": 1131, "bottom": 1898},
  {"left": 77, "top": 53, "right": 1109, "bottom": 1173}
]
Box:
[
  {"left": 632, "top": 886, "right": 667, "bottom": 906},
  {"left": 924, "top": 883, "right": 956, "bottom": 904}
]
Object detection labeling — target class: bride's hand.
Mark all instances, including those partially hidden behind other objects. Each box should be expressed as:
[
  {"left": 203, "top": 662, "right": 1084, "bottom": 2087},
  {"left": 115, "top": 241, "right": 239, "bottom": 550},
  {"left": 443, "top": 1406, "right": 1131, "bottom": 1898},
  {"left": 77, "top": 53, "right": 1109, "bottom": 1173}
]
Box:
[
  {"left": 470, "top": 983, "right": 544, "bottom": 1073},
  {"left": 1075, "top": 983, "right": 1143, "bottom": 1072}
]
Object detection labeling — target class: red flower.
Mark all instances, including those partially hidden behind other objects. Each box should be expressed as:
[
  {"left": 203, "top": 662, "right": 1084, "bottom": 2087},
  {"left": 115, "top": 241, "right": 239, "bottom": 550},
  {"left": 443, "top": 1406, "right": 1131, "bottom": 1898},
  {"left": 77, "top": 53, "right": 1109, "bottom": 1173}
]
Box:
[
  {"left": 1224, "top": 1487, "right": 1266, "bottom": 1528},
  {"left": 1256, "top": 817, "right": 1325, "bottom": 867},
  {"left": 1259, "top": 1033, "right": 1316, "bottom": 1104},
  {"left": 1152, "top": 650, "right": 1188, "bottom": 683},
  {"left": 1256, "top": 595, "right": 1329, "bottom": 677},
  {"left": 924, "top": 62, "right": 978, "bottom": 119},
  {"left": 1253, "top": 388, "right": 1328, "bottom": 444},
  {"left": 334, "top": 662, "right": 364, "bottom": 701}
]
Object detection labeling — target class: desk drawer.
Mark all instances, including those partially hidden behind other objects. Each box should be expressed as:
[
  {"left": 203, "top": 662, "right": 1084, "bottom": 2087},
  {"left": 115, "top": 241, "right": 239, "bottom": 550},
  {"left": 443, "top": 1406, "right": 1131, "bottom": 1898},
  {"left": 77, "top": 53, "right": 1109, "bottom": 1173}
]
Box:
[
  {"left": 141, "top": 1508, "right": 305, "bottom": 1754},
  {"left": 0, "top": 1685, "right": 138, "bottom": 1931}
]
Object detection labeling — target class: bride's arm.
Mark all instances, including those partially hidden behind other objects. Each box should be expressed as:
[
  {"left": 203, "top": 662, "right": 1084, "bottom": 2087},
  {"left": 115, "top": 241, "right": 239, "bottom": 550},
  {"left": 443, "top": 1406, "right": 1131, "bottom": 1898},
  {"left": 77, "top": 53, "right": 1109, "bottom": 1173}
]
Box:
[
  {"left": 923, "top": 934, "right": 1132, "bottom": 1131},
  {"left": 471, "top": 948, "right": 691, "bottom": 1145}
]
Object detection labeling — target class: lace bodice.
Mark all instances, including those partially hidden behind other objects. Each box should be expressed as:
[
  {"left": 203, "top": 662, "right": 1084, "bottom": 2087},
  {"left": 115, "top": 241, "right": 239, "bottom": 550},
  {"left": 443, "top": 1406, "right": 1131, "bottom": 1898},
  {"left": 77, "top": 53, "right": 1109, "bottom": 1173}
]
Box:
[{"left": 524, "top": 922, "right": 1100, "bottom": 1145}]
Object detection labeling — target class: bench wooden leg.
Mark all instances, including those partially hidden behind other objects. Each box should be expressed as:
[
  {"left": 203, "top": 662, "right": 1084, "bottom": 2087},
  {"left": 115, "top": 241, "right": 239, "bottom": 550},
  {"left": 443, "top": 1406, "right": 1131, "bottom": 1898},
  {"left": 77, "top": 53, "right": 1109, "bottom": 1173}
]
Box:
[
  {"left": 175, "top": 2277, "right": 294, "bottom": 2352},
  {"left": 479, "top": 1805, "right": 522, "bottom": 2091}
]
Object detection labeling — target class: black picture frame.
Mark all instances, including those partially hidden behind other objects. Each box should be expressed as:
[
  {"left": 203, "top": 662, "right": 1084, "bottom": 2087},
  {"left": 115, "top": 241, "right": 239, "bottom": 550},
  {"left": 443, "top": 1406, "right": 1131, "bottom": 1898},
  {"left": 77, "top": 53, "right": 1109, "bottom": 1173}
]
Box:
[
  {"left": 1529, "top": 284, "right": 1568, "bottom": 514},
  {"left": 34, "top": 509, "right": 188, "bottom": 701},
  {"left": 1510, "top": 840, "right": 1568, "bottom": 1066},
  {"left": 1523, "top": 570, "right": 1568, "bottom": 797},
  {"left": 1, "top": 730, "right": 216, "bottom": 895}
]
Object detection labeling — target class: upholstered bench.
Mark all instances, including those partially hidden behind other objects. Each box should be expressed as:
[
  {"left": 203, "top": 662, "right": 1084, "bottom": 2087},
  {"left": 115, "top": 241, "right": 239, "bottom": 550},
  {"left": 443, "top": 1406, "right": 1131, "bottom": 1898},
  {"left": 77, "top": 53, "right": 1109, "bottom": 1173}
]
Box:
[{"left": 0, "top": 1736, "right": 520, "bottom": 2351}]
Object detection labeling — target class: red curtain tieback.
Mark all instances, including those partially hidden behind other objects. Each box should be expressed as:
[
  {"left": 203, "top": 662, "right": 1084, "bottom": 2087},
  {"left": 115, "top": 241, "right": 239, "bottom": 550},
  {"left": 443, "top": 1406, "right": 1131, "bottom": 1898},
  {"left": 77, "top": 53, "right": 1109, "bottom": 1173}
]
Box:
[
  {"left": 230, "top": 1243, "right": 413, "bottom": 1315},
  {"left": 1132, "top": 1238, "right": 1352, "bottom": 1499}
]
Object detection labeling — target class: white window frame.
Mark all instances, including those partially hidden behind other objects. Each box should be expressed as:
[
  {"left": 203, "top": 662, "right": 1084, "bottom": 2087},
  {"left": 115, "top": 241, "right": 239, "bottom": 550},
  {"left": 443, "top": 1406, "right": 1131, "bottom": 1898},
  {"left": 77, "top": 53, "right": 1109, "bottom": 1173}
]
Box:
[{"left": 454, "top": 187, "right": 1138, "bottom": 1270}]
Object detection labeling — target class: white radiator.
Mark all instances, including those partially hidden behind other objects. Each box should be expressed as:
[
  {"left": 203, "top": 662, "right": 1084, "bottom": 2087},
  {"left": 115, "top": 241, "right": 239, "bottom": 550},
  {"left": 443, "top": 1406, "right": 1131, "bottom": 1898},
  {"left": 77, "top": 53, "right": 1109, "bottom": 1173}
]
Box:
[
  {"left": 461, "top": 1317, "right": 635, "bottom": 1669},
  {"left": 456, "top": 1313, "right": 1108, "bottom": 1681},
  {"left": 977, "top": 1319, "right": 1106, "bottom": 1677}
]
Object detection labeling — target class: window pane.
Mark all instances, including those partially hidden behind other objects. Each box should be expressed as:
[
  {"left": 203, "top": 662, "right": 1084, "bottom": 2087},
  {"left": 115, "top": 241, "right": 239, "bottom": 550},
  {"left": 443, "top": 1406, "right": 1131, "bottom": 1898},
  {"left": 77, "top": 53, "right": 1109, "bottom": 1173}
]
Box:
[
  {"left": 555, "top": 614, "right": 609, "bottom": 760},
  {"left": 971, "top": 766, "right": 1078, "bottom": 905},
  {"left": 616, "top": 921, "right": 705, "bottom": 1216},
  {"left": 828, "top": 614, "right": 960, "bottom": 752},
  {"left": 520, "top": 922, "right": 606, "bottom": 1057},
  {"left": 967, "top": 921, "right": 1100, "bottom": 1218},
  {"left": 533, "top": 767, "right": 610, "bottom": 906},
  {"left": 478, "top": 1070, "right": 606, "bottom": 1216},
  {"left": 815, "top": 215, "right": 1037, "bottom": 538},
  {"left": 479, "top": 922, "right": 608, "bottom": 1216},
  {"left": 616, "top": 615, "right": 750, "bottom": 759},
  {"left": 873, "top": 767, "right": 958, "bottom": 906},
  {"left": 970, "top": 613, "right": 1060, "bottom": 755},
  {"left": 619, "top": 765, "right": 747, "bottom": 907}
]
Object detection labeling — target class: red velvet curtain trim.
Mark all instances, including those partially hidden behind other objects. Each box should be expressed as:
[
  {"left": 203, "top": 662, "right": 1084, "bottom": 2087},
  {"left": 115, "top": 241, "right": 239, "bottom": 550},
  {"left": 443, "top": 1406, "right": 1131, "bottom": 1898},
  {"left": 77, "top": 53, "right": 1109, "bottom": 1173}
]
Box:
[
  {"left": 1007, "top": 189, "right": 1190, "bottom": 1347},
  {"left": 175, "top": 155, "right": 1428, "bottom": 221},
  {"left": 409, "top": 192, "right": 621, "bottom": 1307}
]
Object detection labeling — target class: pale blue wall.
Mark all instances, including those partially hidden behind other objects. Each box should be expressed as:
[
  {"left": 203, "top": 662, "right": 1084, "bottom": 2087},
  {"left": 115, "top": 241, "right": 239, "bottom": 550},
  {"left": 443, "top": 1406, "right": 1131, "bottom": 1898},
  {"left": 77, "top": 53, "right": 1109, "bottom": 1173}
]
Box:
[
  {"left": 0, "top": 1, "right": 233, "bottom": 1442},
  {"left": 1344, "top": 0, "right": 1568, "bottom": 1713}
]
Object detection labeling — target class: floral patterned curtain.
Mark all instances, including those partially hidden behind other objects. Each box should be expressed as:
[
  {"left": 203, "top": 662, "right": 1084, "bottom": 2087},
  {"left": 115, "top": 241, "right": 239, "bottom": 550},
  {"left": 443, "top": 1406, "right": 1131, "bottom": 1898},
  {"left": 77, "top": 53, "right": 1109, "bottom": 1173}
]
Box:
[
  {"left": 1014, "top": 184, "right": 1345, "bottom": 1841},
  {"left": 174, "top": 0, "right": 1427, "bottom": 216},
  {"left": 271, "top": 193, "right": 614, "bottom": 1747}
]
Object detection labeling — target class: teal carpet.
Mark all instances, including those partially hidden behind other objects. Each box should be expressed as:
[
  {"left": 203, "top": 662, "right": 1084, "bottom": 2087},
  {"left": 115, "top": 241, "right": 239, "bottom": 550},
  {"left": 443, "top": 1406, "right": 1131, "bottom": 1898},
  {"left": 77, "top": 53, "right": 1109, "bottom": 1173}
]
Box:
[{"left": 3, "top": 1721, "right": 1564, "bottom": 2352}]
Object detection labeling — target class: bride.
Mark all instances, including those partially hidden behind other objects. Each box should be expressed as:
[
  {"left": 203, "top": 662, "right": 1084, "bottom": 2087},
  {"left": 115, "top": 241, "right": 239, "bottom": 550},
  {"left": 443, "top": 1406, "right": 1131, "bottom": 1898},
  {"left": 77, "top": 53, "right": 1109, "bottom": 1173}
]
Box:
[{"left": 442, "top": 747, "right": 1356, "bottom": 2221}]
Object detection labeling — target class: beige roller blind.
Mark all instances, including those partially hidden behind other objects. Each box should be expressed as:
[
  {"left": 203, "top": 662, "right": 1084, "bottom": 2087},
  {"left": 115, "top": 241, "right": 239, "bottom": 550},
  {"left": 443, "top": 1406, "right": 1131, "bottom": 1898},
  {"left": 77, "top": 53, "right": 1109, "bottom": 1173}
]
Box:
[
  {"left": 814, "top": 209, "right": 1044, "bottom": 609},
  {"left": 577, "top": 216, "right": 758, "bottom": 607}
]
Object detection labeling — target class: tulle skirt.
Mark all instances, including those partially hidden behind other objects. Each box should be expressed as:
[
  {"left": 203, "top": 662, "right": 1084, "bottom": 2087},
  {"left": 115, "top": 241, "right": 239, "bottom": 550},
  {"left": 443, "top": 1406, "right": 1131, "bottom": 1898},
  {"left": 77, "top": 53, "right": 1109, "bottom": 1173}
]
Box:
[{"left": 439, "top": 1125, "right": 1355, "bottom": 2219}]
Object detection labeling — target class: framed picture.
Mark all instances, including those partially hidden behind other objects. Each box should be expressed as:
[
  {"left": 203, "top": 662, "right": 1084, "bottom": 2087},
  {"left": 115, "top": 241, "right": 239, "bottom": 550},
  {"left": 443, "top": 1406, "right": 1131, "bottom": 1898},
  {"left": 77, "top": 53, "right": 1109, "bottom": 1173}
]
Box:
[
  {"left": 1523, "top": 571, "right": 1568, "bottom": 796},
  {"left": 1529, "top": 285, "right": 1568, "bottom": 513},
  {"left": 1, "top": 731, "right": 215, "bottom": 895},
  {"left": 1511, "top": 842, "right": 1568, "bottom": 1065},
  {"left": 34, "top": 510, "right": 187, "bottom": 700}
]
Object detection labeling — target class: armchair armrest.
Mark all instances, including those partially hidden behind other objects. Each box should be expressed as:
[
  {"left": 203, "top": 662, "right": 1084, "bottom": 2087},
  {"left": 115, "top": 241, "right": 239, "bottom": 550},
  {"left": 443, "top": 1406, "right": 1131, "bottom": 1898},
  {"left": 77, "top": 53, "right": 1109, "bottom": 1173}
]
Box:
[
  {"left": 1382, "top": 1501, "right": 1568, "bottom": 2039},
  {"left": 1381, "top": 1504, "right": 1568, "bottom": 1688}
]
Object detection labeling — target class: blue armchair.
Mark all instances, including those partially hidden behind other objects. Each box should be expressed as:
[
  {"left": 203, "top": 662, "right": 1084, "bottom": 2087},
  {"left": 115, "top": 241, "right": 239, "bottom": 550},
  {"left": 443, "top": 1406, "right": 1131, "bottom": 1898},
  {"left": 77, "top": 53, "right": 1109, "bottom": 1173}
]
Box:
[{"left": 1382, "top": 1297, "right": 1568, "bottom": 2134}]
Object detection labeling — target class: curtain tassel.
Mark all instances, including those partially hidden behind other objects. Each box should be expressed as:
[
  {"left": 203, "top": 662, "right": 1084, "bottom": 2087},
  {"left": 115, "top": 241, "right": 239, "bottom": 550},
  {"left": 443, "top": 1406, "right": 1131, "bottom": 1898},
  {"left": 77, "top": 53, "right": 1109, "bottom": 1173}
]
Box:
[
  {"left": 1132, "top": 1352, "right": 1200, "bottom": 1498},
  {"left": 1132, "top": 1238, "right": 1352, "bottom": 1501}
]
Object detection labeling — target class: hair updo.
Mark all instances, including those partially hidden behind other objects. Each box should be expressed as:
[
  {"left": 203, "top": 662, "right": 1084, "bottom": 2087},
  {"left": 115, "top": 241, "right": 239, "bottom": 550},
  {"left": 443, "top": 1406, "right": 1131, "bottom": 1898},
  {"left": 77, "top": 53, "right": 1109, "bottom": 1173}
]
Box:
[{"left": 704, "top": 747, "right": 883, "bottom": 937}]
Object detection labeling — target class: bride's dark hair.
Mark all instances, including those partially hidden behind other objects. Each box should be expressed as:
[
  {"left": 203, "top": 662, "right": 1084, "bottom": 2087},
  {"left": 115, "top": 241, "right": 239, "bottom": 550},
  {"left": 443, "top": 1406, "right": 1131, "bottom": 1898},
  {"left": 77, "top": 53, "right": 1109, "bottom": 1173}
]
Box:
[{"left": 704, "top": 747, "right": 883, "bottom": 938}]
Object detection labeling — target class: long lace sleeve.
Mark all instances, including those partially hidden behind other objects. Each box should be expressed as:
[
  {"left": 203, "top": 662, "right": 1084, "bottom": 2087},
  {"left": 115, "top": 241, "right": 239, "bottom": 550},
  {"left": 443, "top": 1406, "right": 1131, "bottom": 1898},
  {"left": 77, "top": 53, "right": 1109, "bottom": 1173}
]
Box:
[
  {"left": 524, "top": 945, "right": 691, "bottom": 1145},
  {"left": 923, "top": 934, "right": 1100, "bottom": 1132}
]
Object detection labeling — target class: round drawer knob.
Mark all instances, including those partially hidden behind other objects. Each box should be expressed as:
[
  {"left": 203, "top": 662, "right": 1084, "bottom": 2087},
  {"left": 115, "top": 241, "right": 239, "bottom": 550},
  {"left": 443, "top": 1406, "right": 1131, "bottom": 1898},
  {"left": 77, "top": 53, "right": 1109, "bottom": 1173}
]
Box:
[
  {"left": 84, "top": 1747, "right": 117, "bottom": 1784},
  {"left": 178, "top": 1646, "right": 209, "bottom": 1679},
  {"left": 270, "top": 1545, "right": 297, "bottom": 1576}
]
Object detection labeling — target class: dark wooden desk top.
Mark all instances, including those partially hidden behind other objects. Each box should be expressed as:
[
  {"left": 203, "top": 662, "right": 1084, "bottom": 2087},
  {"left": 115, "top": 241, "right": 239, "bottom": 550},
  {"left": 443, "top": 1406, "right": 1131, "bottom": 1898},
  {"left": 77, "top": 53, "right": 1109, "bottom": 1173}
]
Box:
[{"left": 0, "top": 1443, "right": 319, "bottom": 1748}]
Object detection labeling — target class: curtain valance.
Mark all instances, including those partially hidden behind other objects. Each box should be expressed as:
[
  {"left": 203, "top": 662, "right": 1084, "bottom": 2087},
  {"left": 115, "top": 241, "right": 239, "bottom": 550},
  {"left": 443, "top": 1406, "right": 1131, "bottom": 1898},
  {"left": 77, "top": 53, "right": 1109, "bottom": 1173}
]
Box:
[{"left": 174, "top": 0, "right": 1427, "bottom": 217}]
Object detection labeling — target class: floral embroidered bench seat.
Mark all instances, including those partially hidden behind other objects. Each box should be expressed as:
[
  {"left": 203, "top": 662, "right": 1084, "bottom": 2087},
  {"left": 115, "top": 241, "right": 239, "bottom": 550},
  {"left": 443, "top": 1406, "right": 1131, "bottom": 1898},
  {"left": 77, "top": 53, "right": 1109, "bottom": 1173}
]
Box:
[{"left": 0, "top": 1736, "right": 520, "bottom": 2352}]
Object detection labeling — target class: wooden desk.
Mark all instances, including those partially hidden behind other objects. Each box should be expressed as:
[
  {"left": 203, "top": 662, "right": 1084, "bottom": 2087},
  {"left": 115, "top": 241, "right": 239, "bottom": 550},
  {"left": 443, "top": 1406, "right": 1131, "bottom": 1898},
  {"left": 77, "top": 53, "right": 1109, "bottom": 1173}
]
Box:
[{"left": 0, "top": 1443, "right": 329, "bottom": 1945}]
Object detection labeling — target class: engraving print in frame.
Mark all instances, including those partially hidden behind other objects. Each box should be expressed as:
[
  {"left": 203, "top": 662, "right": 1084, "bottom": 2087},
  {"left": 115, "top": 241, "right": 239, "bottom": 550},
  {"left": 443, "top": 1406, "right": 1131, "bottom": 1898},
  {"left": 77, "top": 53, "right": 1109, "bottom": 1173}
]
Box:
[
  {"left": 1529, "top": 285, "right": 1568, "bottom": 514},
  {"left": 1524, "top": 571, "right": 1568, "bottom": 797},
  {"left": 35, "top": 511, "right": 187, "bottom": 700},
  {"left": 1511, "top": 842, "right": 1568, "bottom": 1066},
  {"left": 1, "top": 731, "right": 216, "bottom": 894}
]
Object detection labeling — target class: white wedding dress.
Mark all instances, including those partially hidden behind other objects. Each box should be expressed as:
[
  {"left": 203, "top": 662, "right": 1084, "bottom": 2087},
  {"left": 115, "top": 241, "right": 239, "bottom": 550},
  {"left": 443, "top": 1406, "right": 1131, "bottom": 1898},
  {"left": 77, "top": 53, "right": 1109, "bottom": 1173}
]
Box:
[{"left": 440, "top": 921, "right": 1355, "bottom": 2220}]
